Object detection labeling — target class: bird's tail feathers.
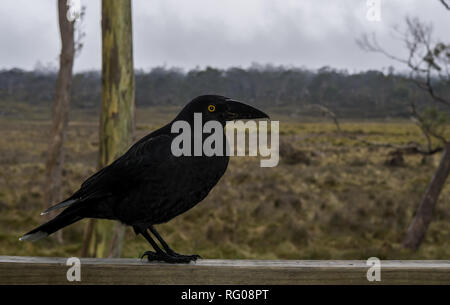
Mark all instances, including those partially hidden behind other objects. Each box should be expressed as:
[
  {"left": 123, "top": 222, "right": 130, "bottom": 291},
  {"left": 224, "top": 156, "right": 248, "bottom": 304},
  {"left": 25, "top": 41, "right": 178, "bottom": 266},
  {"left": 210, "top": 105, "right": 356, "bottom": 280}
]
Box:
[
  {"left": 20, "top": 208, "right": 83, "bottom": 242},
  {"left": 41, "top": 198, "right": 77, "bottom": 216}
]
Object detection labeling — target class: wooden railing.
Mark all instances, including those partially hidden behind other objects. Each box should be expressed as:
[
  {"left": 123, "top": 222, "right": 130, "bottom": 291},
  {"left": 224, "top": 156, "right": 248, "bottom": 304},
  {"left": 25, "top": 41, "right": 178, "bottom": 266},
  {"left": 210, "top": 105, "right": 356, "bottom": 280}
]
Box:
[{"left": 1, "top": 256, "right": 450, "bottom": 284}]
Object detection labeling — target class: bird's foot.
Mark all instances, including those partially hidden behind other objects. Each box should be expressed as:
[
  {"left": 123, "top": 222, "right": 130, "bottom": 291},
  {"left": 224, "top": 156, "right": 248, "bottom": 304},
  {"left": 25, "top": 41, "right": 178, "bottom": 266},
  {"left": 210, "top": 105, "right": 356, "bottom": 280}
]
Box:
[
  {"left": 167, "top": 249, "right": 202, "bottom": 260},
  {"left": 141, "top": 251, "right": 201, "bottom": 264}
]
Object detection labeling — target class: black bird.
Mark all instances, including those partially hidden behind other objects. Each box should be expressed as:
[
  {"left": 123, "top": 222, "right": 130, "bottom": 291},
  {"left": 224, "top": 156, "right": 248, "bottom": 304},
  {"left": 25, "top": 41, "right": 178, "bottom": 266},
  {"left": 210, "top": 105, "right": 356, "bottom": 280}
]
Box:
[{"left": 21, "top": 95, "right": 269, "bottom": 263}]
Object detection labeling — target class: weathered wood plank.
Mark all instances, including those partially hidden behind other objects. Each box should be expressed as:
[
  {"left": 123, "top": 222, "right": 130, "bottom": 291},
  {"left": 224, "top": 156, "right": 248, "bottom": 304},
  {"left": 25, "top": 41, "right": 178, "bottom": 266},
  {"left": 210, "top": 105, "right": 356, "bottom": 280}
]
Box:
[{"left": 1, "top": 256, "right": 450, "bottom": 285}]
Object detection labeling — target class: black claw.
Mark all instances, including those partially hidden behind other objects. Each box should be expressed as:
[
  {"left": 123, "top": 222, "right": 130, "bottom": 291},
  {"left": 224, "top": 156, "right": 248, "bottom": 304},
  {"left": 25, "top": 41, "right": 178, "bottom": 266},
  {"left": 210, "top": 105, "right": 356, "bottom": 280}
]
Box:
[
  {"left": 141, "top": 250, "right": 158, "bottom": 260},
  {"left": 169, "top": 251, "right": 202, "bottom": 260},
  {"left": 141, "top": 250, "right": 200, "bottom": 264}
]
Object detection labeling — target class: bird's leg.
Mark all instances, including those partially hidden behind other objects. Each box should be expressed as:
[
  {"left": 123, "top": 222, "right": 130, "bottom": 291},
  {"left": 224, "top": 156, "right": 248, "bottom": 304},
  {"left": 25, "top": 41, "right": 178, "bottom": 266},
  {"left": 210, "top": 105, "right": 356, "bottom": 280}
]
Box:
[
  {"left": 139, "top": 228, "right": 167, "bottom": 261},
  {"left": 148, "top": 226, "right": 177, "bottom": 255},
  {"left": 139, "top": 228, "right": 197, "bottom": 263},
  {"left": 149, "top": 225, "right": 201, "bottom": 261}
]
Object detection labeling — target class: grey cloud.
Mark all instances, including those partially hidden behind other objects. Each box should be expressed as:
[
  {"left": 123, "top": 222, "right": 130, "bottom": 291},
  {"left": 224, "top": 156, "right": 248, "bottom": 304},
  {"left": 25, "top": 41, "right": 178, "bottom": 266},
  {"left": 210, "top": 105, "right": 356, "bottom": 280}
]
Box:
[{"left": 0, "top": 0, "right": 449, "bottom": 72}]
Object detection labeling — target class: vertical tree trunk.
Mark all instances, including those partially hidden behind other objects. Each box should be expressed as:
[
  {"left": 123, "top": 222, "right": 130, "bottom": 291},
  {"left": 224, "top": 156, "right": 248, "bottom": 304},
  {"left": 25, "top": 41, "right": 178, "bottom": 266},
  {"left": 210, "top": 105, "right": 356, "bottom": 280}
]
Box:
[
  {"left": 403, "top": 142, "right": 450, "bottom": 250},
  {"left": 84, "top": 0, "right": 135, "bottom": 258},
  {"left": 44, "top": 0, "right": 75, "bottom": 243}
]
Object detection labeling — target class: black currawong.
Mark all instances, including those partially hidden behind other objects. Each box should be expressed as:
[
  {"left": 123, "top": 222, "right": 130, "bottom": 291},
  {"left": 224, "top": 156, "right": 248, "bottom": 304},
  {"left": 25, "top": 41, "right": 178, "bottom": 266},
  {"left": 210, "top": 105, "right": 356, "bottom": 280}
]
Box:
[{"left": 21, "top": 95, "right": 269, "bottom": 263}]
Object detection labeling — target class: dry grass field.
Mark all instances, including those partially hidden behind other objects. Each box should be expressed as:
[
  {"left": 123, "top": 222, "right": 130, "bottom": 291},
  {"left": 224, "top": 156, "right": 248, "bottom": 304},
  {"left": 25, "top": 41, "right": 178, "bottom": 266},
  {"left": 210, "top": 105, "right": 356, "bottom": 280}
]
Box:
[{"left": 1, "top": 107, "right": 450, "bottom": 259}]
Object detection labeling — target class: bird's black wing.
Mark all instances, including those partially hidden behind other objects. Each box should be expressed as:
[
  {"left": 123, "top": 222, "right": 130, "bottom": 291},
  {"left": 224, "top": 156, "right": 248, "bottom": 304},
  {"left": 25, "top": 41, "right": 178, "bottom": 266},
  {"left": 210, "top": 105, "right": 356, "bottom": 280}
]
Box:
[{"left": 42, "top": 134, "right": 175, "bottom": 214}]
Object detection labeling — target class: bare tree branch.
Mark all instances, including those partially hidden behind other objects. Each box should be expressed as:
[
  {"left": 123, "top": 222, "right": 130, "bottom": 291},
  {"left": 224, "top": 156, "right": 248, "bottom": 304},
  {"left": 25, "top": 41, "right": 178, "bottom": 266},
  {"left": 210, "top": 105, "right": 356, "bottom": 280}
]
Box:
[
  {"left": 409, "top": 100, "right": 448, "bottom": 144},
  {"left": 357, "top": 17, "right": 450, "bottom": 108},
  {"left": 440, "top": 0, "right": 450, "bottom": 10},
  {"left": 303, "top": 104, "right": 341, "bottom": 133}
]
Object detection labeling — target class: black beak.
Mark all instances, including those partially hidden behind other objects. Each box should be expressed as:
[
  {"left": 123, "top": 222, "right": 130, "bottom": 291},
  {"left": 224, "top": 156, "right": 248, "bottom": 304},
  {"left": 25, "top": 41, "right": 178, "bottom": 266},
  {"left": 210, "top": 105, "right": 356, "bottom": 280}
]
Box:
[{"left": 225, "top": 100, "right": 270, "bottom": 120}]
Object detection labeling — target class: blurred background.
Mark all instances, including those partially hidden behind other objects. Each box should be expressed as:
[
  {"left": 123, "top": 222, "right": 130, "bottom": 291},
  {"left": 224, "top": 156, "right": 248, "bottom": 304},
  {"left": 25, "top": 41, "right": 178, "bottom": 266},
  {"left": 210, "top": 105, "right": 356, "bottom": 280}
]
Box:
[{"left": 0, "top": 0, "right": 450, "bottom": 259}]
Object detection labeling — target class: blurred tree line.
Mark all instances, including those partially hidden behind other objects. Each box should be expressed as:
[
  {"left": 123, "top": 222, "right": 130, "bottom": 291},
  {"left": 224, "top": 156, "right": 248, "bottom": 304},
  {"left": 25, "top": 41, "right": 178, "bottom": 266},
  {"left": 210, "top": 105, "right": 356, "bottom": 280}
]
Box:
[{"left": 1, "top": 64, "right": 449, "bottom": 118}]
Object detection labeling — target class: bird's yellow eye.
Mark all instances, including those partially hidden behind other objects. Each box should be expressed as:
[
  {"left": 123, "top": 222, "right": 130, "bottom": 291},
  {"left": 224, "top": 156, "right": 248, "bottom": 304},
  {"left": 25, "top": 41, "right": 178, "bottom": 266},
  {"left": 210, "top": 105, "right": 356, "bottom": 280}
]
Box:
[{"left": 208, "top": 105, "right": 216, "bottom": 112}]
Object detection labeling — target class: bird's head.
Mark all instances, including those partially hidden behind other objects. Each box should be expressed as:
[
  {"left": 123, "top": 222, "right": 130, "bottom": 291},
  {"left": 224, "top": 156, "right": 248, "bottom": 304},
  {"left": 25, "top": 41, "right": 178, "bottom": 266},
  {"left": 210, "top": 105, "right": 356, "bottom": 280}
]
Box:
[{"left": 176, "top": 95, "right": 269, "bottom": 125}]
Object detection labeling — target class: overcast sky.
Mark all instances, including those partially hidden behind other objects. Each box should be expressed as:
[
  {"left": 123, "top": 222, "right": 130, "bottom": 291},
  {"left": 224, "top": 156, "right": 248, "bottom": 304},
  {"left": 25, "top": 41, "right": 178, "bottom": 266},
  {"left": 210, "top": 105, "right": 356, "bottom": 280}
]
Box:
[{"left": 0, "top": 0, "right": 449, "bottom": 73}]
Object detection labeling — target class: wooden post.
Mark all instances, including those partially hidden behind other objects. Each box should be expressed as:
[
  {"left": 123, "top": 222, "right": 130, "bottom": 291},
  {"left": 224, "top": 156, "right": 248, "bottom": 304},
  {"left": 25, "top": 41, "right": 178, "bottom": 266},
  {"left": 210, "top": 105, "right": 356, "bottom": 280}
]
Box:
[{"left": 85, "top": 0, "right": 135, "bottom": 258}]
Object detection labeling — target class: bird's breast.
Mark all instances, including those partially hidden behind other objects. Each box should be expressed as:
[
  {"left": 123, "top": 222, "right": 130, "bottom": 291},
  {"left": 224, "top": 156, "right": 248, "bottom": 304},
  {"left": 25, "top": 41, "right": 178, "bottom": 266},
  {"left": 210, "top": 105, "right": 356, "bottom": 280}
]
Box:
[{"left": 117, "top": 155, "right": 229, "bottom": 226}]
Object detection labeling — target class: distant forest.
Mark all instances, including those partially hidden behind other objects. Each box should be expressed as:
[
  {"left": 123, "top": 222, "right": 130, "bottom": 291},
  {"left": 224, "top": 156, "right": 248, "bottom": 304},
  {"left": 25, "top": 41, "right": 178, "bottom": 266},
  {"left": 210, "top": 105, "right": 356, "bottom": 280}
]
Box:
[{"left": 1, "top": 64, "right": 449, "bottom": 118}]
